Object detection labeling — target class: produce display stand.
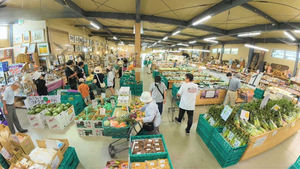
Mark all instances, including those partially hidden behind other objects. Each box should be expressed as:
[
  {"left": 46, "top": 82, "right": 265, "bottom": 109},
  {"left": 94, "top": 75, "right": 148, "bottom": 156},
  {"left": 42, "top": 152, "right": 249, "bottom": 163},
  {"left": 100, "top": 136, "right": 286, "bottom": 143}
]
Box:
[
  {"left": 240, "top": 118, "right": 300, "bottom": 161},
  {"left": 289, "top": 156, "right": 300, "bottom": 169},
  {"left": 196, "top": 89, "right": 226, "bottom": 106},
  {"left": 129, "top": 134, "right": 174, "bottom": 169}
]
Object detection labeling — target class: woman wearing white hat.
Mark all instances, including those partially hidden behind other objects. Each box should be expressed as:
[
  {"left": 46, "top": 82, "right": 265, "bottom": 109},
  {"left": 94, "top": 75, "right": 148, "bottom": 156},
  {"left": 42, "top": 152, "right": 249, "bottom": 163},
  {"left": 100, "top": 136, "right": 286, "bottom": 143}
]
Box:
[
  {"left": 93, "top": 66, "right": 105, "bottom": 97},
  {"left": 136, "top": 91, "right": 161, "bottom": 134}
]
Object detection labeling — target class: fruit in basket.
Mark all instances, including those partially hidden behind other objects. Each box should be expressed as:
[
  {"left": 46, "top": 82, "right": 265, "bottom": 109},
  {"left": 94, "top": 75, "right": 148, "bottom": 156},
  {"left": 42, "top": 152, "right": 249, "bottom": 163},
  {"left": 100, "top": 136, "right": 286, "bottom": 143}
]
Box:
[
  {"left": 35, "top": 108, "right": 42, "bottom": 114},
  {"left": 104, "top": 120, "right": 110, "bottom": 127},
  {"left": 66, "top": 103, "right": 72, "bottom": 107}
]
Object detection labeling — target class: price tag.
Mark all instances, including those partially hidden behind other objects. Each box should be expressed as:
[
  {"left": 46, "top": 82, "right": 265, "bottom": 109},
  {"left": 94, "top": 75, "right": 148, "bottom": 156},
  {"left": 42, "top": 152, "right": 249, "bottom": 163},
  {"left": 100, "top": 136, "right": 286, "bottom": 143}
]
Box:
[
  {"left": 221, "top": 105, "right": 233, "bottom": 121},
  {"left": 233, "top": 138, "right": 241, "bottom": 148},
  {"left": 100, "top": 108, "right": 106, "bottom": 115},
  {"left": 272, "top": 130, "right": 278, "bottom": 136},
  {"left": 260, "top": 94, "right": 270, "bottom": 109},
  {"left": 208, "top": 117, "right": 215, "bottom": 126},
  {"left": 227, "top": 131, "right": 235, "bottom": 141},
  {"left": 222, "top": 126, "right": 227, "bottom": 134},
  {"left": 92, "top": 100, "right": 97, "bottom": 107},
  {"left": 272, "top": 104, "right": 280, "bottom": 111},
  {"left": 240, "top": 110, "right": 250, "bottom": 121},
  {"left": 205, "top": 90, "right": 215, "bottom": 98},
  {"left": 252, "top": 136, "right": 267, "bottom": 148}
]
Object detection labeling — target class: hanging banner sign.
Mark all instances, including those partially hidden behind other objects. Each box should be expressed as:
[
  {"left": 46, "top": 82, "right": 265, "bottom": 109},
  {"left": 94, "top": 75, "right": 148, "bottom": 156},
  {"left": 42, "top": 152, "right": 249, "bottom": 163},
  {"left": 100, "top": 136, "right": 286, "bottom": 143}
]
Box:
[{"left": 24, "top": 95, "right": 61, "bottom": 109}]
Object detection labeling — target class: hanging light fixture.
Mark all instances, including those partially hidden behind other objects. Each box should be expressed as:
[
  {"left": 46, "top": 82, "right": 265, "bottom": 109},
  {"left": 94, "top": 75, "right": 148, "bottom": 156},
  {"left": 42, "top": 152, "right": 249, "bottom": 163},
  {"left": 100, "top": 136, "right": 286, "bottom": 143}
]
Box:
[
  {"left": 244, "top": 44, "right": 269, "bottom": 52},
  {"left": 192, "top": 15, "right": 211, "bottom": 26}
]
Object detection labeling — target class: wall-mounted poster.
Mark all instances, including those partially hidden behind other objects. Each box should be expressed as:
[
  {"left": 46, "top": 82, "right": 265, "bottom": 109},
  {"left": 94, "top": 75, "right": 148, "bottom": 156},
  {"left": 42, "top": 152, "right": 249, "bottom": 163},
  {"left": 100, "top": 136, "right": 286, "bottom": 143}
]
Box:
[
  {"left": 31, "top": 30, "right": 45, "bottom": 43},
  {"left": 37, "top": 43, "right": 50, "bottom": 56},
  {"left": 27, "top": 43, "right": 36, "bottom": 54},
  {"left": 75, "top": 36, "right": 79, "bottom": 43},
  {"left": 22, "top": 31, "right": 31, "bottom": 43},
  {"left": 69, "top": 35, "right": 75, "bottom": 44}
]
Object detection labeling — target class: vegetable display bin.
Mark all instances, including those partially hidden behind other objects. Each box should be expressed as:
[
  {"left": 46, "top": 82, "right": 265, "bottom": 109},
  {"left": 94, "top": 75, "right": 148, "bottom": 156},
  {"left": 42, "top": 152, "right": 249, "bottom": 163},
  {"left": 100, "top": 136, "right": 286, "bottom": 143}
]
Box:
[
  {"left": 0, "top": 154, "right": 9, "bottom": 169},
  {"left": 58, "top": 147, "right": 80, "bottom": 169},
  {"left": 196, "top": 114, "right": 222, "bottom": 145},
  {"left": 129, "top": 134, "right": 173, "bottom": 169},
  {"left": 102, "top": 118, "right": 130, "bottom": 138},
  {"left": 289, "top": 156, "right": 300, "bottom": 169},
  {"left": 208, "top": 130, "right": 247, "bottom": 168}
]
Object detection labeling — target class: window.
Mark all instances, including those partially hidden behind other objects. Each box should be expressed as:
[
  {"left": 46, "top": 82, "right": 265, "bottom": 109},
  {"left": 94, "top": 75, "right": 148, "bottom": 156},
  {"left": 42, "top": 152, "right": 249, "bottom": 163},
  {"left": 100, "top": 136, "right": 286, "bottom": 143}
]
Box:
[
  {"left": 272, "top": 50, "right": 285, "bottom": 59},
  {"left": 217, "top": 48, "right": 222, "bottom": 53},
  {"left": 272, "top": 49, "right": 298, "bottom": 60},
  {"left": 0, "top": 26, "right": 8, "bottom": 40},
  {"left": 212, "top": 48, "right": 217, "bottom": 53},
  {"left": 224, "top": 48, "right": 231, "bottom": 54},
  {"left": 231, "top": 48, "right": 238, "bottom": 55}
]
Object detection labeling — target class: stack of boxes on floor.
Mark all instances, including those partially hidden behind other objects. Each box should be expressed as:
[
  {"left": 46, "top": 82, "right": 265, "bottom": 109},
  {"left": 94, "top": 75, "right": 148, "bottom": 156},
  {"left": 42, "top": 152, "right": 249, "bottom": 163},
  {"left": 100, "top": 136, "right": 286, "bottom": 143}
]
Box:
[
  {"left": 120, "top": 71, "right": 143, "bottom": 96},
  {"left": 0, "top": 124, "right": 79, "bottom": 169}
]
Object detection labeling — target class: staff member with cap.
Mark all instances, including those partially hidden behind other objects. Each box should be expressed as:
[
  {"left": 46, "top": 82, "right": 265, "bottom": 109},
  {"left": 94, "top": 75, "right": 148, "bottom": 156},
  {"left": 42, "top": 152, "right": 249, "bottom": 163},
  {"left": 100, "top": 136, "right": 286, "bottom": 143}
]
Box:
[
  {"left": 223, "top": 73, "right": 241, "bottom": 106},
  {"left": 136, "top": 91, "right": 161, "bottom": 134},
  {"left": 65, "top": 60, "right": 78, "bottom": 90},
  {"left": 2, "top": 82, "right": 28, "bottom": 134},
  {"left": 34, "top": 72, "right": 48, "bottom": 96}
]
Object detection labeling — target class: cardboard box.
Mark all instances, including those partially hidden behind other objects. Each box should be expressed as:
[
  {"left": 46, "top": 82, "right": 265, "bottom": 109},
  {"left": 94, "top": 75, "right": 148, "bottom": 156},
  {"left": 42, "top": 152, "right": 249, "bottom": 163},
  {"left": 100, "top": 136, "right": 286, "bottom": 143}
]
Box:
[
  {"left": 36, "top": 139, "right": 69, "bottom": 155},
  {"left": 0, "top": 124, "right": 11, "bottom": 138},
  {"left": 45, "top": 113, "right": 65, "bottom": 130},
  {"left": 77, "top": 128, "right": 94, "bottom": 136},
  {"left": 63, "top": 106, "right": 75, "bottom": 126},
  {"left": 93, "top": 128, "right": 103, "bottom": 136},
  {"left": 27, "top": 111, "right": 46, "bottom": 129},
  {"left": 11, "top": 133, "right": 35, "bottom": 155},
  {"left": 74, "top": 114, "right": 94, "bottom": 129},
  {"left": 29, "top": 148, "right": 63, "bottom": 169}
]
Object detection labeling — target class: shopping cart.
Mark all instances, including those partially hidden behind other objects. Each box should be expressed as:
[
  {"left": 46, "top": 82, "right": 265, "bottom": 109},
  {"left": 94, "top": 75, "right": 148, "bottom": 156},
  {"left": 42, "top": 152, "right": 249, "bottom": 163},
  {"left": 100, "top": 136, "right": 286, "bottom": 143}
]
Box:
[{"left": 107, "top": 122, "right": 143, "bottom": 158}]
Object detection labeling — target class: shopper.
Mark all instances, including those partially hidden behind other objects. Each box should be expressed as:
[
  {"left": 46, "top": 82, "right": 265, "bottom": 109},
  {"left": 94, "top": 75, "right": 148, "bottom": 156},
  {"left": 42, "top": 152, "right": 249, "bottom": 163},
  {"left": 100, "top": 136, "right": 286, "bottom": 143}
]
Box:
[
  {"left": 2, "top": 83, "right": 28, "bottom": 134},
  {"left": 93, "top": 66, "right": 106, "bottom": 98},
  {"left": 34, "top": 72, "right": 48, "bottom": 96},
  {"left": 173, "top": 60, "right": 177, "bottom": 68},
  {"left": 65, "top": 60, "right": 78, "bottom": 90},
  {"left": 223, "top": 73, "right": 241, "bottom": 106},
  {"left": 75, "top": 61, "right": 85, "bottom": 79},
  {"left": 137, "top": 91, "right": 161, "bottom": 135},
  {"left": 149, "top": 76, "right": 167, "bottom": 115},
  {"left": 147, "top": 58, "right": 152, "bottom": 74},
  {"left": 78, "top": 78, "right": 90, "bottom": 105},
  {"left": 117, "top": 59, "right": 123, "bottom": 78},
  {"left": 175, "top": 73, "right": 198, "bottom": 135},
  {"left": 106, "top": 66, "right": 115, "bottom": 96}
]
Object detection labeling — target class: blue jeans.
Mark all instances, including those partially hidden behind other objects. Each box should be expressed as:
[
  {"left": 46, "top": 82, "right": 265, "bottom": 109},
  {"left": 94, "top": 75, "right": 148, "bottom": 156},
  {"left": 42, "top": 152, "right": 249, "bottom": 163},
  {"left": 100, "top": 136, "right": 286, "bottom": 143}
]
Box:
[{"left": 156, "top": 102, "right": 163, "bottom": 115}]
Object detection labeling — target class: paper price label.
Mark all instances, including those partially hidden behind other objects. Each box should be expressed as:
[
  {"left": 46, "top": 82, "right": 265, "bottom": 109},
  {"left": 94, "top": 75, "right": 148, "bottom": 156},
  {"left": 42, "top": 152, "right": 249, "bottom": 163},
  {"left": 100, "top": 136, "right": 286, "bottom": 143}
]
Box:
[
  {"left": 260, "top": 94, "right": 270, "bottom": 109},
  {"left": 100, "top": 108, "right": 106, "bottom": 115},
  {"left": 272, "top": 130, "right": 278, "bottom": 136},
  {"left": 221, "top": 105, "right": 233, "bottom": 121},
  {"left": 228, "top": 131, "right": 235, "bottom": 141},
  {"left": 240, "top": 110, "right": 250, "bottom": 121},
  {"left": 233, "top": 138, "right": 241, "bottom": 148},
  {"left": 222, "top": 126, "right": 227, "bottom": 134},
  {"left": 208, "top": 117, "right": 215, "bottom": 126}
]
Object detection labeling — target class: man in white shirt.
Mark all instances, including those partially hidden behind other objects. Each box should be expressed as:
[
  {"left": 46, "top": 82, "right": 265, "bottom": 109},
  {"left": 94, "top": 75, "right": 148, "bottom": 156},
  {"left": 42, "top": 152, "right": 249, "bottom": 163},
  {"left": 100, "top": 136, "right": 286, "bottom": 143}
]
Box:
[
  {"left": 2, "top": 83, "right": 28, "bottom": 134},
  {"left": 175, "top": 73, "right": 198, "bottom": 135}
]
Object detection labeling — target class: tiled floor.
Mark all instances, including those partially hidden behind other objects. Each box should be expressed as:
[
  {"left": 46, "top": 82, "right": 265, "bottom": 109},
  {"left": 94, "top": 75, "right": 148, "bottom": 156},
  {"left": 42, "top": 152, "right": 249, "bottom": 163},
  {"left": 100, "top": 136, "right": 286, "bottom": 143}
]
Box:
[{"left": 15, "top": 68, "right": 300, "bottom": 169}]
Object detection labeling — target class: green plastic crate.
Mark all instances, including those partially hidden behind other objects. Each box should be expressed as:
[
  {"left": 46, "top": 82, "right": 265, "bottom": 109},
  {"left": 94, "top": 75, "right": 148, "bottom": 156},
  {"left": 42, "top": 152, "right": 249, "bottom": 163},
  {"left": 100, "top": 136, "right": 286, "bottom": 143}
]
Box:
[
  {"left": 208, "top": 130, "right": 247, "bottom": 168},
  {"left": 129, "top": 135, "right": 169, "bottom": 161},
  {"left": 59, "top": 147, "right": 79, "bottom": 169},
  {"left": 289, "top": 156, "right": 300, "bottom": 169},
  {"left": 0, "top": 154, "right": 9, "bottom": 169},
  {"left": 196, "top": 114, "right": 222, "bottom": 145},
  {"left": 102, "top": 118, "right": 130, "bottom": 138}
]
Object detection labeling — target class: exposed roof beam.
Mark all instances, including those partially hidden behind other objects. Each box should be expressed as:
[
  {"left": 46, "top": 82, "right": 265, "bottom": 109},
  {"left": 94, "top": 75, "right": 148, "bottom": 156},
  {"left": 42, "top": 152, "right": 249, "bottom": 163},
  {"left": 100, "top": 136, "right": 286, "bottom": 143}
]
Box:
[
  {"left": 223, "top": 38, "right": 300, "bottom": 44},
  {"left": 136, "top": 0, "right": 141, "bottom": 22},
  {"left": 187, "top": 0, "right": 253, "bottom": 27},
  {"left": 54, "top": 0, "right": 113, "bottom": 35},
  {"left": 241, "top": 3, "right": 279, "bottom": 25}
]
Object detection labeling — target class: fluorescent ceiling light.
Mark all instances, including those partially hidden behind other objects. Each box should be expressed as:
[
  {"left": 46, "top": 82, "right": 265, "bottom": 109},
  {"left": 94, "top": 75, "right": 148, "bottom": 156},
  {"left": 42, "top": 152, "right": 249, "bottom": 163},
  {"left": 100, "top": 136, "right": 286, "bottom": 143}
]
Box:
[
  {"left": 204, "top": 37, "right": 216, "bottom": 40},
  {"left": 189, "top": 40, "right": 197, "bottom": 44},
  {"left": 172, "top": 31, "right": 180, "bottom": 36},
  {"left": 158, "top": 40, "right": 161, "bottom": 43},
  {"left": 294, "top": 30, "right": 300, "bottom": 33},
  {"left": 90, "top": 21, "right": 100, "bottom": 30},
  {"left": 192, "top": 15, "right": 211, "bottom": 26},
  {"left": 177, "top": 43, "right": 189, "bottom": 47},
  {"left": 238, "top": 32, "right": 261, "bottom": 37},
  {"left": 284, "top": 31, "right": 296, "bottom": 41},
  {"left": 163, "top": 36, "right": 168, "bottom": 41},
  {"left": 179, "top": 48, "right": 210, "bottom": 52},
  {"left": 113, "top": 36, "right": 118, "bottom": 40},
  {"left": 244, "top": 44, "right": 269, "bottom": 52},
  {"left": 204, "top": 39, "right": 218, "bottom": 43},
  {"left": 168, "top": 50, "right": 180, "bottom": 53},
  {"left": 171, "top": 44, "right": 176, "bottom": 47}
]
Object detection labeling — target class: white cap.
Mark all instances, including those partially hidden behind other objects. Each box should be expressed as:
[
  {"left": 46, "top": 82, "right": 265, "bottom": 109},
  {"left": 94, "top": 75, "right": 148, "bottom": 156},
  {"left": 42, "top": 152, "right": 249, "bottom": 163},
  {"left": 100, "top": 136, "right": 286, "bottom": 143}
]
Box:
[{"left": 140, "top": 91, "right": 153, "bottom": 103}]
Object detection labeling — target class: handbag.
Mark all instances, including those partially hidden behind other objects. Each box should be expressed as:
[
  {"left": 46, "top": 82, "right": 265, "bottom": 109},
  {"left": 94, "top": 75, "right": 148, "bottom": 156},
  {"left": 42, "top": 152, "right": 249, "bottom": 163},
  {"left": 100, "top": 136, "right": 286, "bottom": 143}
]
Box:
[
  {"left": 155, "top": 83, "right": 164, "bottom": 99},
  {"left": 96, "top": 74, "right": 106, "bottom": 88},
  {"left": 143, "top": 110, "right": 157, "bottom": 131}
]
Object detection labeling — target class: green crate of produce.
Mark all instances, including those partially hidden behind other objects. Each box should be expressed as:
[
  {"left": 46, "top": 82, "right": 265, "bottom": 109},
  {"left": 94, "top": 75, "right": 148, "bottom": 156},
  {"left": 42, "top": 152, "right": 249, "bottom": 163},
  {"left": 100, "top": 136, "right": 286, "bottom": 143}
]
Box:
[
  {"left": 196, "top": 114, "right": 222, "bottom": 145},
  {"left": 254, "top": 88, "right": 264, "bottom": 99},
  {"left": 208, "top": 130, "right": 247, "bottom": 168},
  {"left": 130, "top": 153, "right": 174, "bottom": 169},
  {"left": 289, "top": 156, "right": 300, "bottom": 169},
  {"left": 0, "top": 154, "right": 9, "bottom": 169},
  {"left": 59, "top": 147, "right": 80, "bottom": 169},
  {"left": 102, "top": 118, "right": 130, "bottom": 138},
  {"left": 129, "top": 134, "right": 170, "bottom": 162}
]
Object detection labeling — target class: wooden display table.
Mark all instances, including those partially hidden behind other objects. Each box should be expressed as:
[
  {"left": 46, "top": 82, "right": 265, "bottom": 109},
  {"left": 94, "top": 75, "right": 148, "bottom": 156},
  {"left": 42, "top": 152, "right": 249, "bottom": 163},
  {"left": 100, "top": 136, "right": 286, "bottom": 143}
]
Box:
[{"left": 241, "top": 118, "right": 300, "bottom": 161}]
